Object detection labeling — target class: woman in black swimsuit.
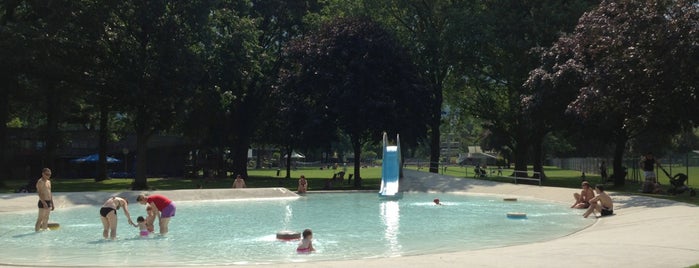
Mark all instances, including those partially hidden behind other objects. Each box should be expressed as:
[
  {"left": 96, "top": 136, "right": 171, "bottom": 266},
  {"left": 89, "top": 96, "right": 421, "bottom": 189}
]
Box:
[{"left": 99, "top": 196, "right": 136, "bottom": 240}]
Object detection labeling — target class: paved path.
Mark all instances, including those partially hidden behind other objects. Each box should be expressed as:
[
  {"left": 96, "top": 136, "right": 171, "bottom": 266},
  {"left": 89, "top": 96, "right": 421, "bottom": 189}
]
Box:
[{"left": 1, "top": 170, "right": 698, "bottom": 268}]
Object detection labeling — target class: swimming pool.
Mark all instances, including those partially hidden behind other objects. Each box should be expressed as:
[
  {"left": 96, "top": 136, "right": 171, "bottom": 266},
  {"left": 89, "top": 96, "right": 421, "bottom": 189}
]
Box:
[{"left": 0, "top": 192, "right": 590, "bottom": 266}]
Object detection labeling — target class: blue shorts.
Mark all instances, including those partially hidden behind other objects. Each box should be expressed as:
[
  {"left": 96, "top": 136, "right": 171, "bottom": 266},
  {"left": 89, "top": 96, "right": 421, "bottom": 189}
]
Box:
[{"left": 161, "top": 203, "right": 176, "bottom": 218}]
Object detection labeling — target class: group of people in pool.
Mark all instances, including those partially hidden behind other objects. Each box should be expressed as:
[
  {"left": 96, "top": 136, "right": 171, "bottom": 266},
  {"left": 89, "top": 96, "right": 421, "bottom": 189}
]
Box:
[
  {"left": 98, "top": 193, "right": 176, "bottom": 239},
  {"left": 33, "top": 168, "right": 177, "bottom": 238},
  {"left": 571, "top": 180, "right": 614, "bottom": 218}
]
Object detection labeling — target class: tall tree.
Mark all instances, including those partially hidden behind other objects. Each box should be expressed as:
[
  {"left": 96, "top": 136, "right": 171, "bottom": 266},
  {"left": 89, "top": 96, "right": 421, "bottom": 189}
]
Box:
[
  {"left": 1, "top": 0, "right": 97, "bottom": 171},
  {"left": 282, "top": 17, "right": 431, "bottom": 186},
  {"left": 458, "top": 0, "right": 598, "bottom": 177},
  {"left": 216, "top": 0, "right": 321, "bottom": 178},
  {"left": 527, "top": 0, "right": 699, "bottom": 186},
  {"left": 322, "top": 0, "right": 479, "bottom": 174},
  {"left": 103, "top": 1, "right": 209, "bottom": 189}
]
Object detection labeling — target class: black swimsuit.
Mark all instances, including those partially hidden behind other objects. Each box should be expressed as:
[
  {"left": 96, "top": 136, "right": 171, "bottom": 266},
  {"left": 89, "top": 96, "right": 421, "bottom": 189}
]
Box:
[
  {"left": 100, "top": 198, "right": 120, "bottom": 217},
  {"left": 600, "top": 207, "right": 613, "bottom": 216},
  {"left": 100, "top": 207, "right": 117, "bottom": 217},
  {"left": 37, "top": 200, "right": 53, "bottom": 209}
]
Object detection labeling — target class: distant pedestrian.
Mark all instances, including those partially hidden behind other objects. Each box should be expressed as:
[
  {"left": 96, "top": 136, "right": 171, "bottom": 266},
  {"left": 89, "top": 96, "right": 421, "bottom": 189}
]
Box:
[
  {"left": 599, "top": 161, "right": 608, "bottom": 182},
  {"left": 641, "top": 153, "right": 659, "bottom": 193}
]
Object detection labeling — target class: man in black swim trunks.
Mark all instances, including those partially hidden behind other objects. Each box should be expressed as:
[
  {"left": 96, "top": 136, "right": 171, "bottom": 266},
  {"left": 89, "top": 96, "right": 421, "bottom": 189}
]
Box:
[
  {"left": 35, "top": 168, "right": 54, "bottom": 231},
  {"left": 583, "top": 185, "right": 614, "bottom": 218}
]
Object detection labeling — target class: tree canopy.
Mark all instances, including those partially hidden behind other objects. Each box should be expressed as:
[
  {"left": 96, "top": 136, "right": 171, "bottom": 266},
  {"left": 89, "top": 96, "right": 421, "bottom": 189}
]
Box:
[
  {"left": 280, "top": 17, "right": 431, "bottom": 186},
  {"left": 526, "top": 0, "right": 699, "bottom": 185}
]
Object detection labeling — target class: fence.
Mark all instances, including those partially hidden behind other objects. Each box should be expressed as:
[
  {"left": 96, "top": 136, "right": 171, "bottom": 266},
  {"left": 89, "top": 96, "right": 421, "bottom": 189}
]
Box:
[{"left": 549, "top": 152, "right": 698, "bottom": 184}]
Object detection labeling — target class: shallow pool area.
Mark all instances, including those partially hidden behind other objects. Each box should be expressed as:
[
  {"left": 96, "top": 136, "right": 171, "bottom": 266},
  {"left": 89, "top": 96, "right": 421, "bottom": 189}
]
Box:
[{"left": 0, "top": 192, "right": 590, "bottom": 266}]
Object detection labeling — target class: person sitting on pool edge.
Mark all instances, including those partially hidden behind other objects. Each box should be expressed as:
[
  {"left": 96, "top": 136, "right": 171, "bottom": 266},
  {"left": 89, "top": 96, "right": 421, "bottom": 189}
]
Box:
[
  {"left": 232, "top": 174, "right": 247, "bottom": 188},
  {"left": 571, "top": 181, "right": 595, "bottom": 209},
  {"left": 583, "top": 184, "right": 613, "bottom": 218},
  {"left": 298, "top": 175, "right": 308, "bottom": 194}
]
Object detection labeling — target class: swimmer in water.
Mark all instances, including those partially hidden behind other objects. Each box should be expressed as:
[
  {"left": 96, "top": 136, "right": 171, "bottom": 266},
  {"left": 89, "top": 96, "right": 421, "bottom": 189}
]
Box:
[{"left": 297, "top": 229, "right": 315, "bottom": 253}]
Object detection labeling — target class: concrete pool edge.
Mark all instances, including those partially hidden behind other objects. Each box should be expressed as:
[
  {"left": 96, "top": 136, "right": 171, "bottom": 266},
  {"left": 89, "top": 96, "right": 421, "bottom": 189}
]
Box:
[{"left": 2, "top": 170, "right": 699, "bottom": 268}]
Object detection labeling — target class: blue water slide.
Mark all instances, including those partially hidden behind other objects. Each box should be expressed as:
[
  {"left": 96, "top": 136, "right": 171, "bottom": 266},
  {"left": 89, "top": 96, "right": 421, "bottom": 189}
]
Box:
[{"left": 379, "top": 133, "right": 402, "bottom": 199}]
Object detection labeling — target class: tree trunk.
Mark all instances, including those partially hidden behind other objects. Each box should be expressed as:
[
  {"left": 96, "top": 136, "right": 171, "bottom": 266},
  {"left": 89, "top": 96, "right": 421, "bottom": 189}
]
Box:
[
  {"left": 132, "top": 129, "right": 150, "bottom": 190},
  {"left": 230, "top": 130, "right": 251, "bottom": 179},
  {"left": 512, "top": 129, "right": 529, "bottom": 174},
  {"left": 43, "top": 83, "right": 59, "bottom": 169},
  {"left": 255, "top": 146, "right": 262, "bottom": 169},
  {"left": 284, "top": 146, "right": 292, "bottom": 179},
  {"left": 352, "top": 135, "right": 362, "bottom": 188},
  {"left": 531, "top": 131, "right": 547, "bottom": 179},
  {"left": 95, "top": 105, "right": 109, "bottom": 181},
  {"left": 0, "top": 84, "right": 8, "bottom": 184},
  {"left": 429, "top": 119, "right": 441, "bottom": 173},
  {"left": 612, "top": 133, "right": 628, "bottom": 187},
  {"left": 132, "top": 107, "right": 152, "bottom": 190}
]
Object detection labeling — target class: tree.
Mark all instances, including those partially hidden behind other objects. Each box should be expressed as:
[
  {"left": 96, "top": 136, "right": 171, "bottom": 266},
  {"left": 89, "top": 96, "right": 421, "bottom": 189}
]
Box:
[
  {"left": 282, "top": 17, "right": 431, "bottom": 187},
  {"left": 218, "top": 0, "right": 321, "bottom": 178},
  {"left": 103, "top": 1, "right": 210, "bottom": 189},
  {"left": 459, "top": 0, "right": 599, "bottom": 178},
  {"left": 527, "top": 0, "right": 699, "bottom": 186},
  {"left": 1, "top": 0, "right": 101, "bottom": 175},
  {"left": 267, "top": 73, "right": 337, "bottom": 178}
]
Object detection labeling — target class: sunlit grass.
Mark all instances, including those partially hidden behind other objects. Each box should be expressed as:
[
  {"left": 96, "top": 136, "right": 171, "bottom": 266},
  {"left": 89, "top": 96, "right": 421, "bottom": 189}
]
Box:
[{"left": 2, "top": 165, "right": 697, "bottom": 206}]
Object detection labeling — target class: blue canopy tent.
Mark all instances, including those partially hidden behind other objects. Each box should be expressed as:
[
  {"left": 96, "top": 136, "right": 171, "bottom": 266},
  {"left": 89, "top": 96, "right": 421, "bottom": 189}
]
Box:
[
  {"left": 70, "top": 154, "right": 122, "bottom": 163},
  {"left": 67, "top": 154, "right": 123, "bottom": 180}
]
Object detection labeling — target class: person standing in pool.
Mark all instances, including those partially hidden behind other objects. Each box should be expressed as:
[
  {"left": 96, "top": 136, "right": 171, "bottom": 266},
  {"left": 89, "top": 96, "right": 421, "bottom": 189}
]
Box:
[
  {"left": 583, "top": 185, "right": 613, "bottom": 218},
  {"left": 99, "top": 196, "right": 136, "bottom": 239},
  {"left": 35, "top": 168, "right": 54, "bottom": 232},
  {"left": 136, "top": 216, "right": 150, "bottom": 237},
  {"left": 137, "top": 194, "right": 176, "bottom": 235},
  {"left": 297, "top": 229, "right": 315, "bottom": 253}
]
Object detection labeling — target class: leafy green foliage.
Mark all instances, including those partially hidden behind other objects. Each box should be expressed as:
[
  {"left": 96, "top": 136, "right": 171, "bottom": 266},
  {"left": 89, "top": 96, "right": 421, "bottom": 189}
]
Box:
[
  {"left": 527, "top": 0, "right": 699, "bottom": 185},
  {"left": 280, "top": 17, "right": 431, "bottom": 185}
]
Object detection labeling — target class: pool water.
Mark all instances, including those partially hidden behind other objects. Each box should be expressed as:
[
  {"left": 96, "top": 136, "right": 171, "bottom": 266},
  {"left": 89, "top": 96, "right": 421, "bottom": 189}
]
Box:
[{"left": 0, "top": 192, "right": 589, "bottom": 266}]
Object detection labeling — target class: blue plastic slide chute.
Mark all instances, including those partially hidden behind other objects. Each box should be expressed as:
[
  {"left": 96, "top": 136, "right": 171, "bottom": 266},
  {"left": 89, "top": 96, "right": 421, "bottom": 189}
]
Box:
[{"left": 379, "top": 133, "right": 402, "bottom": 199}]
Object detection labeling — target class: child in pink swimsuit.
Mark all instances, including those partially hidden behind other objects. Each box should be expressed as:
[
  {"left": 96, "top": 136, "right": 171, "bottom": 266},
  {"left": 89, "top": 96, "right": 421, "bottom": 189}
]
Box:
[
  {"left": 296, "top": 229, "right": 315, "bottom": 253},
  {"left": 136, "top": 216, "right": 149, "bottom": 237}
]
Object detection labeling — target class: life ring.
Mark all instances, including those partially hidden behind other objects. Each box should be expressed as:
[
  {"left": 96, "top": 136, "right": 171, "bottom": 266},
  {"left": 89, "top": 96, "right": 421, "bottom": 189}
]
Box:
[
  {"left": 47, "top": 223, "right": 60, "bottom": 230},
  {"left": 276, "top": 230, "right": 301, "bottom": 240},
  {"left": 503, "top": 198, "right": 518, "bottom": 202},
  {"left": 507, "top": 212, "right": 527, "bottom": 219}
]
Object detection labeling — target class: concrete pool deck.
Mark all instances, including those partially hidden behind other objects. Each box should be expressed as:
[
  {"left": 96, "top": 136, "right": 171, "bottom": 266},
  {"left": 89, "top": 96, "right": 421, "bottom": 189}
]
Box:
[{"left": 1, "top": 169, "right": 698, "bottom": 267}]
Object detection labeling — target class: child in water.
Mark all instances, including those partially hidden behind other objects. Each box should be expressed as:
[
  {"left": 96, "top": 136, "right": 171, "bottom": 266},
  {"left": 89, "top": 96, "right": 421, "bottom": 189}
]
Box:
[
  {"left": 136, "top": 216, "right": 149, "bottom": 237},
  {"left": 296, "top": 229, "right": 315, "bottom": 253},
  {"left": 145, "top": 204, "right": 156, "bottom": 232}
]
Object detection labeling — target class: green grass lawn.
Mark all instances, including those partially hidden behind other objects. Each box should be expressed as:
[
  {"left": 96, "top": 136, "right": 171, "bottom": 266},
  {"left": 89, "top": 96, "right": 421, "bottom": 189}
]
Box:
[
  {"left": 2, "top": 165, "right": 697, "bottom": 205},
  {"left": 0, "top": 166, "right": 383, "bottom": 193},
  {"left": 420, "top": 165, "right": 699, "bottom": 206}
]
